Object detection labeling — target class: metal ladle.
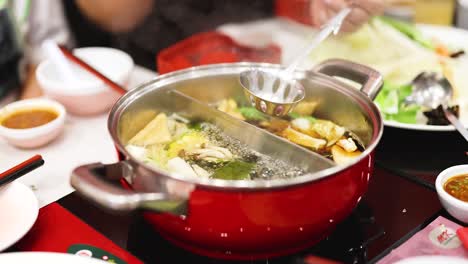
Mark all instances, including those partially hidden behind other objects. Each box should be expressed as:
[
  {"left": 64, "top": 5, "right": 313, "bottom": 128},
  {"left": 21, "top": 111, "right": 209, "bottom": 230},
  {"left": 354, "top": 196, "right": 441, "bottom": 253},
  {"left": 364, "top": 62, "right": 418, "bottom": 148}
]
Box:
[
  {"left": 405, "top": 71, "right": 468, "bottom": 141},
  {"left": 240, "top": 8, "right": 352, "bottom": 117}
]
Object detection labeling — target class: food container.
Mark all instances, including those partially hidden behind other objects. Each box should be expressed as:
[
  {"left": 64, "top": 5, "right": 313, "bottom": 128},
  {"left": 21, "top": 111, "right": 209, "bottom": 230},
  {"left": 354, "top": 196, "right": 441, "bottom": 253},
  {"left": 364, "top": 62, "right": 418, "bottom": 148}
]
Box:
[
  {"left": 0, "top": 98, "right": 66, "bottom": 148},
  {"left": 436, "top": 164, "right": 468, "bottom": 223},
  {"left": 36, "top": 47, "right": 134, "bottom": 116},
  {"left": 71, "top": 60, "right": 383, "bottom": 260}
]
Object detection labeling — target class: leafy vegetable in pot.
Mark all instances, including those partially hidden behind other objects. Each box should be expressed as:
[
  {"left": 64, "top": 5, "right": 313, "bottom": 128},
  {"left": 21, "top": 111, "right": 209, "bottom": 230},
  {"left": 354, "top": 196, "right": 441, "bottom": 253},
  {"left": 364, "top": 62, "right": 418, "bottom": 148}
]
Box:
[
  {"left": 167, "top": 131, "right": 208, "bottom": 158},
  {"left": 147, "top": 144, "right": 170, "bottom": 169},
  {"left": 239, "top": 107, "right": 267, "bottom": 121},
  {"left": 211, "top": 161, "right": 254, "bottom": 180},
  {"left": 289, "top": 113, "right": 316, "bottom": 123},
  {"left": 125, "top": 113, "right": 305, "bottom": 181}
]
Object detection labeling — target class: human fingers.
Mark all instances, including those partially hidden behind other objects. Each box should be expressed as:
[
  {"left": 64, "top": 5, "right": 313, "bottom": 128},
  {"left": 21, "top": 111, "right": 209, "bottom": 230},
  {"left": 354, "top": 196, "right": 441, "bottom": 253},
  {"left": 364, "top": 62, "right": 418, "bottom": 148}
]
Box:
[{"left": 323, "top": 0, "right": 369, "bottom": 32}]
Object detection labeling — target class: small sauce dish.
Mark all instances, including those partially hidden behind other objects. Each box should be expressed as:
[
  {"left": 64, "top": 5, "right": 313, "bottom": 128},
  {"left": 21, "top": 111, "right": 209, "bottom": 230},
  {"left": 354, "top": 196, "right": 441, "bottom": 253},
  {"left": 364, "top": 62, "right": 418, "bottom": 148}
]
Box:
[
  {"left": 0, "top": 98, "right": 66, "bottom": 148},
  {"left": 436, "top": 164, "right": 468, "bottom": 224}
]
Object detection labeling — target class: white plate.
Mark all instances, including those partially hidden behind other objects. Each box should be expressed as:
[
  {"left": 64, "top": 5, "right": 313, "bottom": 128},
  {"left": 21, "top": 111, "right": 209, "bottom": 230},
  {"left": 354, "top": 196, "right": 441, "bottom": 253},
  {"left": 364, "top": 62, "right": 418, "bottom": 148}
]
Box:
[
  {"left": 394, "top": 255, "right": 468, "bottom": 264},
  {"left": 384, "top": 24, "right": 468, "bottom": 132},
  {"left": 0, "top": 181, "right": 38, "bottom": 251},
  {"left": 0, "top": 252, "right": 107, "bottom": 264},
  {"left": 383, "top": 119, "right": 466, "bottom": 132},
  {"left": 219, "top": 20, "right": 468, "bottom": 132}
]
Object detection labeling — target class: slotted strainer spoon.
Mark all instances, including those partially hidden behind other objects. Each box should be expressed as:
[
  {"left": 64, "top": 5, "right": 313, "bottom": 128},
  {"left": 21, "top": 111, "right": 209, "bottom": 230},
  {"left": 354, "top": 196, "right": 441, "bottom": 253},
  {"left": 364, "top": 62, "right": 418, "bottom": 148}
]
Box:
[{"left": 240, "top": 7, "right": 352, "bottom": 117}]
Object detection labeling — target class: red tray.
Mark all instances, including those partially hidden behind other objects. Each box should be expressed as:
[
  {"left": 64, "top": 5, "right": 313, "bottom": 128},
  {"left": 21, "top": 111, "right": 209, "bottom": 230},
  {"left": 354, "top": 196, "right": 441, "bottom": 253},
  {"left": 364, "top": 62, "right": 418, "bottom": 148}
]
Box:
[{"left": 157, "top": 31, "right": 281, "bottom": 74}]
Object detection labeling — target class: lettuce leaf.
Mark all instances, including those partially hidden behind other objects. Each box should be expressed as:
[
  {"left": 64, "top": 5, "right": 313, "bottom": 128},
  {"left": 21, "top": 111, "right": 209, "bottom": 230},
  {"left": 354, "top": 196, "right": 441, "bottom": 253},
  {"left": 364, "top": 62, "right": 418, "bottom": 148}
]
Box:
[
  {"left": 375, "top": 81, "right": 421, "bottom": 124},
  {"left": 309, "top": 17, "right": 442, "bottom": 86},
  {"left": 377, "top": 16, "right": 434, "bottom": 50},
  {"left": 239, "top": 107, "right": 267, "bottom": 121},
  {"left": 386, "top": 105, "right": 420, "bottom": 124}
]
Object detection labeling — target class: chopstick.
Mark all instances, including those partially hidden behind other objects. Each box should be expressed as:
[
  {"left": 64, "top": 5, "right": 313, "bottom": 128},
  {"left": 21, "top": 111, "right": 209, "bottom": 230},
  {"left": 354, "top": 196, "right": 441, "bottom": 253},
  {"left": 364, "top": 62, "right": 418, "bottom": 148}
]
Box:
[
  {"left": 0, "top": 155, "right": 44, "bottom": 187},
  {"left": 58, "top": 46, "right": 127, "bottom": 95}
]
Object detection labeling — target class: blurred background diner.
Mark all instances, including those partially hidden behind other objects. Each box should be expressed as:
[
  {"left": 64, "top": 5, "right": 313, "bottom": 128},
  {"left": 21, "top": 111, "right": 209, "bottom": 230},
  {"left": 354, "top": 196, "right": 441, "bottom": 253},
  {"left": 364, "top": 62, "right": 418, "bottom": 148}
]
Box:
[
  {"left": 8, "top": 0, "right": 385, "bottom": 102},
  {"left": 3, "top": 0, "right": 467, "bottom": 104}
]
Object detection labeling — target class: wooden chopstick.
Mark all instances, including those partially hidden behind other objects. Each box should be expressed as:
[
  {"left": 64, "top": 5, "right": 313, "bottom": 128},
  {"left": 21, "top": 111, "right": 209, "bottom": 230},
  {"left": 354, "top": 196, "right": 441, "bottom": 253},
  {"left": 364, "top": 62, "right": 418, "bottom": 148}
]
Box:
[
  {"left": 58, "top": 46, "right": 128, "bottom": 95},
  {"left": 0, "top": 155, "right": 44, "bottom": 186}
]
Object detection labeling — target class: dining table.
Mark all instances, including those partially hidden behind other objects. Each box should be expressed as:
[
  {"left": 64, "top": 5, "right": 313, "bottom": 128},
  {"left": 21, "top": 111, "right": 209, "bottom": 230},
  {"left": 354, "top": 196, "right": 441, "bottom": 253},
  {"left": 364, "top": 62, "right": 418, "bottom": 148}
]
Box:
[
  {"left": 1, "top": 18, "right": 468, "bottom": 263},
  {"left": 3, "top": 88, "right": 467, "bottom": 264},
  {"left": 60, "top": 130, "right": 466, "bottom": 263}
]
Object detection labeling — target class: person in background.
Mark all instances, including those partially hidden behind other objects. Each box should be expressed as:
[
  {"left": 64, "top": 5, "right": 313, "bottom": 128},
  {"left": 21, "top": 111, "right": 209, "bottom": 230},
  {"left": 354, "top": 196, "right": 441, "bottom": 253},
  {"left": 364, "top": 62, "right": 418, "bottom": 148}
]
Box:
[
  {"left": 310, "top": 0, "right": 384, "bottom": 32},
  {"left": 0, "top": 2, "right": 22, "bottom": 104},
  {"left": 6, "top": 0, "right": 73, "bottom": 100},
  {"left": 67, "top": 0, "right": 384, "bottom": 70},
  {"left": 19, "top": 0, "right": 383, "bottom": 98}
]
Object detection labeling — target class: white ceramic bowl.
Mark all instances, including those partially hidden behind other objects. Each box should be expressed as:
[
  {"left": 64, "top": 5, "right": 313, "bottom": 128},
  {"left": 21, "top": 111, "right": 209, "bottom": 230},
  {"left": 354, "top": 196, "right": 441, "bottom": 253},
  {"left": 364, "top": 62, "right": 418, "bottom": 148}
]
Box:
[
  {"left": 435, "top": 164, "right": 468, "bottom": 223},
  {"left": 36, "top": 47, "right": 134, "bottom": 116},
  {"left": 0, "top": 98, "right": 66, "bottom": 148}
]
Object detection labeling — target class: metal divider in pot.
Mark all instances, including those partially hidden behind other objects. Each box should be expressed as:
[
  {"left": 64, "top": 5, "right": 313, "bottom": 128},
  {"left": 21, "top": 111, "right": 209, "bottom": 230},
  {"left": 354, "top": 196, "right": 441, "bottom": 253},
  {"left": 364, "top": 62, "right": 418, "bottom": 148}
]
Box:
[{"left": 71, "top": 87, "right": 336, "bottom": 213}]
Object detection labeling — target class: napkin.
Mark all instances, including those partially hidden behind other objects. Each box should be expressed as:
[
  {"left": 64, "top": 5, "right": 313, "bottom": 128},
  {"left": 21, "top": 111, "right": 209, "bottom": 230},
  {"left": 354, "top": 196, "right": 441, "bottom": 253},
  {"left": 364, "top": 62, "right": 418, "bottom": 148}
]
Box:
[{"left": 378, "top": 216, "right": 468, "bottom": 263}]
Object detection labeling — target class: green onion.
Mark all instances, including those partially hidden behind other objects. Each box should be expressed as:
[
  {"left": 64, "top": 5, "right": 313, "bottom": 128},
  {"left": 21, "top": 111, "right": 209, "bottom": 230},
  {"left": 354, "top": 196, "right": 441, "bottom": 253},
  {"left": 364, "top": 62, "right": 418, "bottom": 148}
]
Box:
[{"left": 239, "top": 107, "right": 267, "bottom": 121}]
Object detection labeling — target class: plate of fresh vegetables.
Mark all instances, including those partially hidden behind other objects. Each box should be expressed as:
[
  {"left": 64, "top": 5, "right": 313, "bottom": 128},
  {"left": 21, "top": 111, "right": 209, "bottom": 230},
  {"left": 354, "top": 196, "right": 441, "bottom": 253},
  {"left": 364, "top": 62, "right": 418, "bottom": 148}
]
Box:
[
  {"left": 220, "top": 16, "right": 468, "bottom": 131},
  {"left": 307, "top": 16, "right": 468, "bottom": 131}
]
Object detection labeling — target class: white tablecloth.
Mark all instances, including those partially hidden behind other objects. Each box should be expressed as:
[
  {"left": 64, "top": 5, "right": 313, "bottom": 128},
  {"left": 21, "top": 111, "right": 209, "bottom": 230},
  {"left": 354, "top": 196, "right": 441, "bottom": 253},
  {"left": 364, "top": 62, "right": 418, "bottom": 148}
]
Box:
[
  {"left": 0, "top": 20, "right": 313, "bottom": 208},
  {"left": 0, "top": 66, "right": 157, "bottom": 208}
]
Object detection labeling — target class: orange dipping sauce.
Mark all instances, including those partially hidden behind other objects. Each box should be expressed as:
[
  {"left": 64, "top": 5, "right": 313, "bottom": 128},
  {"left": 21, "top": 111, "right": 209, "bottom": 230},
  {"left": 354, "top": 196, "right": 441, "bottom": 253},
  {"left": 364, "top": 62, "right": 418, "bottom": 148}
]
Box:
[
  {"left": 444, "top": 174, "right": 468, "bottom": 202},
  {"left": 1, "top": 108, "right": 58, "bottom": 129}
]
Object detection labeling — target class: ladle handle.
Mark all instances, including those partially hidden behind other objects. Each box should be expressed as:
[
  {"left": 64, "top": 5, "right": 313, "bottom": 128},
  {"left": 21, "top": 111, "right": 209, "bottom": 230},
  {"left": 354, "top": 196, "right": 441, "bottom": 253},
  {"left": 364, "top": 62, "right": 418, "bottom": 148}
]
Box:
[
  {"left": 71, "top": 161, "right": 191, "bottom": 215},
  {"left": 313, "top": 59, "right": 383, "bottom": 100}
]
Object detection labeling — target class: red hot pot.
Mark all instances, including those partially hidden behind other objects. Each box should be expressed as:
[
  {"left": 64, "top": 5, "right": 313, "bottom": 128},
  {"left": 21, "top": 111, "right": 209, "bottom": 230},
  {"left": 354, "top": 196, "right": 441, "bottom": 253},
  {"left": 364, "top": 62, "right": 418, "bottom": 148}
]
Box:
[{"left": 71, "top": 59, "right": 383, "bottom": 260}]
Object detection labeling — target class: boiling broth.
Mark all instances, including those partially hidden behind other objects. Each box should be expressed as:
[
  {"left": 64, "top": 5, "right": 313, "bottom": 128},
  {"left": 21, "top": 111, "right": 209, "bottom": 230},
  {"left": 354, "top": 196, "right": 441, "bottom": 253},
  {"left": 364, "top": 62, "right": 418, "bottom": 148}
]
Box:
[{"left": 200, "top": 122, "right": 305, "bottom": 180}]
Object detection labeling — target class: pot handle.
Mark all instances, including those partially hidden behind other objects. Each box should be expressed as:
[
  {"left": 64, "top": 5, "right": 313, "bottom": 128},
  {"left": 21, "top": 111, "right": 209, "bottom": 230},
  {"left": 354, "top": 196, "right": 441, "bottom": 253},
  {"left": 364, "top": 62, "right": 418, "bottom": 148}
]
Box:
[
  {"left": 313, "top": 59, "right": 383, "bottom": 100},
  {"left": 70, "top": 161, "right": 190, "bottom": 215}
]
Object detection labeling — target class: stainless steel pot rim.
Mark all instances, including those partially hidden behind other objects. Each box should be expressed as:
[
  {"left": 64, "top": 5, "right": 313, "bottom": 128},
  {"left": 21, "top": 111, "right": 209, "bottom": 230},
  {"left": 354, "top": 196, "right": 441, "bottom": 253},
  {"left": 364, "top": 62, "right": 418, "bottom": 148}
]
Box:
[{"left": 109, "top": 62, "right": 383, "bottom": 190}]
